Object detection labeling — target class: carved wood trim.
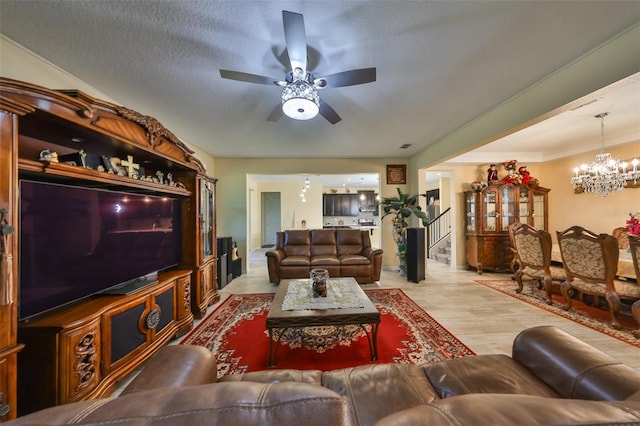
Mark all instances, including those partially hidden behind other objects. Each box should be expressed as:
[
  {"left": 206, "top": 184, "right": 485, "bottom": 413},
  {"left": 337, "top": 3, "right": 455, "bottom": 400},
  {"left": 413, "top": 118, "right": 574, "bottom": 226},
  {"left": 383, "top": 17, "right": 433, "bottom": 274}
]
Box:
[{"left": 73, "top": 332, "right": 98, "bottom": 393}]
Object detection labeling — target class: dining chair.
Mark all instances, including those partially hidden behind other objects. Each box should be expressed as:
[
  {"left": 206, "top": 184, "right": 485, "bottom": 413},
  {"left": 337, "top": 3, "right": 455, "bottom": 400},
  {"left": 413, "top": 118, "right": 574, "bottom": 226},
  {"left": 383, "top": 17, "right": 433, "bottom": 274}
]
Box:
[
  {"left": 612, "top": 227, "right": 630, "bottom": 250},
  {"left": 627, "top": 235, "right": 640, "bottom": 337},
  {"left": 557, "top": 226, "right": 640, "bottom": 331},
  {"left": 511, "top": 223, "right": 565, "bottom": 304}
]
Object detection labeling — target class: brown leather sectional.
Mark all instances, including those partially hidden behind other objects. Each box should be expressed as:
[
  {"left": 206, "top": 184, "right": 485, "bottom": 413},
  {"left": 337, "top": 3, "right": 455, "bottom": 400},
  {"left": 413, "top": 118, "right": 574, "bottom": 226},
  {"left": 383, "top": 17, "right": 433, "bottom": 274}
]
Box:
[
  {"left": 8, "top": 325, "right": 640, "bottom": 425},
  {"left": 266, "top": 229, "right": 383, "bottom": 284}
]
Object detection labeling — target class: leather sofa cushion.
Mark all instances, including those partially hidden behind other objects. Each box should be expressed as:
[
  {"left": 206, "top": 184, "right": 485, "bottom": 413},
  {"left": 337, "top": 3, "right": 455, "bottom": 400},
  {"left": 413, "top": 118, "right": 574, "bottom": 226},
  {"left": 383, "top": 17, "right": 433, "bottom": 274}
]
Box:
[
  {"left": 120, "top": 344, "right": 217, "bottom": 395},
  {"left": 322, "top": 363, "right": 438, "bottom": 426},
  {"left": 311, "top": 255, "right": 341, "bottom": 266},
  {"left": 311, "top": 230, "right": 338, "bottom": 256},
  {"left": 284, "top": 231, "right": 311, "bottom": 257},
  {"left": 422, "top": 354, "right": 559, "bottom": 398},
  {"left": 280, "top": 255, "right": 311, "bottom": 266},
  {"left": 375, "top": 394, "right": 640, "bottom": 426},
  {"left": 9, "top": 382, "right": 354, "bottom": 426},
  {"left": 340, "top": 254, "right": 370, "bottom": 265},
  {"left": 336, "top": 230, "right": 366, "bottom": 256},
  {"left": 219, "top": 369, "right": 323, "bottom": 385},
  {"left": 512, "top": 325, "right": 640, "bottom": 401}
]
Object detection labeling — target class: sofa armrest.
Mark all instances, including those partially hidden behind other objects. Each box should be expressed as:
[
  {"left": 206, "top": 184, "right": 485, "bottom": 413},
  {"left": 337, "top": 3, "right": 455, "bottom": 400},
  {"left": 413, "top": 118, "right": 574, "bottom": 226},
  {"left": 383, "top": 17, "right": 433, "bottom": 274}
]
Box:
[
  {"left": 119, "top": 345, "right": 217, "bottom": 396},
  {"left": 512, "top": 325, "right": 640, "bottom": 401},
  {"left": 266, "top": 249, "right": 286, "bottom": 284},
  {"left": 361, "top": 247, "right": 383, "bottom": 259},
  {"left": 374, "top": 394, "right": 640, "bottom": 426}
]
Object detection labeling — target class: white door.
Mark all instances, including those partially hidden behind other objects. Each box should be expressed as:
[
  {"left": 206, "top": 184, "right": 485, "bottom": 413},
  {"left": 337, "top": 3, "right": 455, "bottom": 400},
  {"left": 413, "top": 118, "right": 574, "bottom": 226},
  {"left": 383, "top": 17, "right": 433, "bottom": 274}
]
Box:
[{"left": 262, "top": 192, "right": 281, "bottom": 247}]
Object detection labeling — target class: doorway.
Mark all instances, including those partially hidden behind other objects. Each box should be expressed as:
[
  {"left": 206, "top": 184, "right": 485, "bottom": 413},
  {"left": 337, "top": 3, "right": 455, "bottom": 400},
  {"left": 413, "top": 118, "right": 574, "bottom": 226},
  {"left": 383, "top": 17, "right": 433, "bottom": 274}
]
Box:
[{"left": 261, "top": 192, "right": 281, "bottom": 247}]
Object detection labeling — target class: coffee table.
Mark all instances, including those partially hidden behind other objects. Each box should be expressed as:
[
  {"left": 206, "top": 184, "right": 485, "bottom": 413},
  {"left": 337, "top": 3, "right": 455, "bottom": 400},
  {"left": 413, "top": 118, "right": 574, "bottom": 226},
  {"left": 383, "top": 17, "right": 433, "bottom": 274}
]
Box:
[{"left": 266, "top": 277, "right": 380, "bottom": 368}]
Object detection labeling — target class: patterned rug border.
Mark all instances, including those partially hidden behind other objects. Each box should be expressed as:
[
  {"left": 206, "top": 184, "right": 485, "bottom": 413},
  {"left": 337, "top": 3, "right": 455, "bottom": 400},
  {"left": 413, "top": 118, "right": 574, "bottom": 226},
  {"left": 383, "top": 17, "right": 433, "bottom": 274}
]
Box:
[
  {"left": 180, "top": 288, "right": 475, "bottom": 374},
  {"left": 475, "top": 279, "right": 640, "bottom": 348}
]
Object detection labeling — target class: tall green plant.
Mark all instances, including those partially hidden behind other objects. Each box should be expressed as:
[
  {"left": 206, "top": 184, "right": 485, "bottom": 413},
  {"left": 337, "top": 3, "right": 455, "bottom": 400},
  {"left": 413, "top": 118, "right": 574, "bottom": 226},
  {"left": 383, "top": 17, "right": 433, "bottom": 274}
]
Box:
[{"left": 379, "top": 188, "right": 428, "bottom": 273}]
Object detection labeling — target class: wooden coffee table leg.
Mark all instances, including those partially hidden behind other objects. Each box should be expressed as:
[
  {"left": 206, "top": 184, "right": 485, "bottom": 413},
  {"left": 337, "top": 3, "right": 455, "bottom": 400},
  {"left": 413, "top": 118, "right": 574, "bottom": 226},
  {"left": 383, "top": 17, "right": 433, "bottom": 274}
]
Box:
[
  {"left": 267, "top": 327, "right": 289, "bottom": 368},
  {"left": 371, "top": 322, "right": 379, "bottom": 360},
  {"left": 360, "top": 323, "right": 380, "bottom": 361}
]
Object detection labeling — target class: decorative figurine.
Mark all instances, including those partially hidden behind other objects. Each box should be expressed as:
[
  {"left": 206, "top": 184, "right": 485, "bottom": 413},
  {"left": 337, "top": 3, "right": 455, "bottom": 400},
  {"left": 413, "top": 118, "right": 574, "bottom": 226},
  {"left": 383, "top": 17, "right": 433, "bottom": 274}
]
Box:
[
  {"left": 487, "top": 163, "right": 498, "bottom": 182},
  {"left": 120, "top": 155, "right": 140, "bottom": 178},
  {"left": 155, "top": 171, "right": 164, "bottom": 184},
  {"left": 39, "top": 149, "right": 59, "bottom": 162},
  {"left": 78, "top": 150, "right": 87, "bottom": 168},
  {"left": 519, "top": 165, "right": 531, "bottom": 185}
]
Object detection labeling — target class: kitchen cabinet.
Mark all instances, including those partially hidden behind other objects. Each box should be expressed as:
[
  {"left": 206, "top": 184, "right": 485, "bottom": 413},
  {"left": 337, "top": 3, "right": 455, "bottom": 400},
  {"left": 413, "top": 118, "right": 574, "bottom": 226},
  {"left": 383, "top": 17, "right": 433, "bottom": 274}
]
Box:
[
  {"left": 323, "top": 194, "right": 359, "bottom": 216},
  {"left": 465, "top": 183, "right": 549, "bottom": 274}
]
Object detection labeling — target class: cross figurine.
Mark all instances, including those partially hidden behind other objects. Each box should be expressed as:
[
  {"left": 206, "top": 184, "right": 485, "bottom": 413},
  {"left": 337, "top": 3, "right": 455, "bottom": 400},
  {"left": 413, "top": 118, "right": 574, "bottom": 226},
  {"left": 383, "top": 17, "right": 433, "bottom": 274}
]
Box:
[{"left": 120, "top": 155, "right": 140, "bottom": 178}]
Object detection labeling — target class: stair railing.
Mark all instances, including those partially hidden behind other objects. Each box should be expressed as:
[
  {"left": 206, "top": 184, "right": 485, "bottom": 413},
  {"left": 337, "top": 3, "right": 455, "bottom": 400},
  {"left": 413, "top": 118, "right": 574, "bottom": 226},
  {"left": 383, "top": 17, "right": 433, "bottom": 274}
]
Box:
[{"left": 427, "top": 207, "right": 451, "bottom": 258}]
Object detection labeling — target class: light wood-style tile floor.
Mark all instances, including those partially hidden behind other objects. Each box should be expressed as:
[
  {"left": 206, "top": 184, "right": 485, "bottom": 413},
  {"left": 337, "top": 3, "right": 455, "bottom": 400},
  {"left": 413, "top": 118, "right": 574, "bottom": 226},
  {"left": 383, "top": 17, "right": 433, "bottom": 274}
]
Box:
[
  {"left": 214, "top": 248, "right": 639, "bottom": 370},
  {"left": 116, "top": 248, "right": 640, "bottom": 395}
]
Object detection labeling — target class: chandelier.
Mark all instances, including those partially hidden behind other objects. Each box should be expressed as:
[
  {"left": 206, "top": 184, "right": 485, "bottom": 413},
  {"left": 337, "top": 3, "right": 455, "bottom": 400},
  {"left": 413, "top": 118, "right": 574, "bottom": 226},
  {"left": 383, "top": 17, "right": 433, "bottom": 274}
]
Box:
[
  {"left": 570, "top": 112, "right": 640, "bottom": 198},
  {"left": 281, "top": 68, "right": 319, "bottom": 121}
]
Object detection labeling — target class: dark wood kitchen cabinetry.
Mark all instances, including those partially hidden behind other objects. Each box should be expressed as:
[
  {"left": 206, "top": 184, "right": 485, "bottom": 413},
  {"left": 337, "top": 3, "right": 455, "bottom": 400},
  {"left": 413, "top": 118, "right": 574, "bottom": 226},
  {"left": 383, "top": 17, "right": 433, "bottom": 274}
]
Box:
[
  {"left": 465, "top": 183, "right": 549, "bottom": 274},
  {"left": 323, "top": 193, "right": 359, "bottom": 216},
  {"left": 0, "top": 78, "right": 217, "bottom": 418}
]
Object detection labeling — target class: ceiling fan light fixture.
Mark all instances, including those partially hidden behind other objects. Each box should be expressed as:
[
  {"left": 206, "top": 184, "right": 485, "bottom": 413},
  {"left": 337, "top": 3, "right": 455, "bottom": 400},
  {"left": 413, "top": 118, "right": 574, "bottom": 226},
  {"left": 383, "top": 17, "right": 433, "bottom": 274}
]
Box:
[{"left": 281, "top": 80, "right": 319, "bottom": 120}]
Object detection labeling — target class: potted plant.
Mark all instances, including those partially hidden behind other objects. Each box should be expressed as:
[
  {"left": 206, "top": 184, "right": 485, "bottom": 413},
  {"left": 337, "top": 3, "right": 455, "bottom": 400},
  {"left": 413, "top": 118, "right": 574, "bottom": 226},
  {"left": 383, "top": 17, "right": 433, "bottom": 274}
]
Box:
[{"left": 380, "top": 188, "right": 428, "bottom": 274}]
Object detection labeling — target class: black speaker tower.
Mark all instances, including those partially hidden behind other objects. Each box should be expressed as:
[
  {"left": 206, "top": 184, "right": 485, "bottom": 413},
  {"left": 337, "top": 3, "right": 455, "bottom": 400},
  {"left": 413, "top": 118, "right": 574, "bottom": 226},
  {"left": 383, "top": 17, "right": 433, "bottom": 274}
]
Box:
[{"left": 406, "top": 227, "right": 425, "bottom": 283}]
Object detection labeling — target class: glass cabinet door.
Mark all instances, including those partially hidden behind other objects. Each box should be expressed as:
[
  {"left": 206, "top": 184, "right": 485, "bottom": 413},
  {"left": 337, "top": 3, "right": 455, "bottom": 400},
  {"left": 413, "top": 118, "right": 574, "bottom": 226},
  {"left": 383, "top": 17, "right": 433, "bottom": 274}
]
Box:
[
  {"left": 200, "top": 179, "right": 214, "bottom": 260},
  {"left": 466, "top": 193, "right": 476, "bottom": 232},
  {"left": 532, "top": 192, "right": 545, "bottom": 230},
  {"left": 483, "top": 189, "right": 497, "bottom": 232},
  {"left": 500, "top": 185, "right": 515, "bottom": 231},
  {"left": 518, "top": 186, "right": 530, "bottom": 224}
]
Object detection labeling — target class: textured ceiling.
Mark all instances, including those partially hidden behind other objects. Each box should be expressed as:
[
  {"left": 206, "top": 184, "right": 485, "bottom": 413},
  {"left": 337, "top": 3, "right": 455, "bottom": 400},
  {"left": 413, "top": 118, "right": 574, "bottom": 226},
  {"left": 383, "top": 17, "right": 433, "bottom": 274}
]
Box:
[{"left": 0, "top": 0, "right": 639, "bottom": 161}]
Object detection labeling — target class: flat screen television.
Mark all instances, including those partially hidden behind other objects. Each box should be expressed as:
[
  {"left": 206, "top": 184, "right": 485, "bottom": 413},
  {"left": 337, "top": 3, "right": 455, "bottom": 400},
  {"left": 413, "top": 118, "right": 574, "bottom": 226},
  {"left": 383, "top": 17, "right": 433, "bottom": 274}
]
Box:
[{"left": 18, "top": 180, "right": 182, "bottom": 320}]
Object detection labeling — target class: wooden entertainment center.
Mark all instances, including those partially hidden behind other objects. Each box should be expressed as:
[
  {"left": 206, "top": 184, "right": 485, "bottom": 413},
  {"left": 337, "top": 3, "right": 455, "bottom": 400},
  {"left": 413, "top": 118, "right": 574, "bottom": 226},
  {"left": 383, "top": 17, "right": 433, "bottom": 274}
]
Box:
[{"left": 0, "top": 78, "right": 219, "bottom": 419}]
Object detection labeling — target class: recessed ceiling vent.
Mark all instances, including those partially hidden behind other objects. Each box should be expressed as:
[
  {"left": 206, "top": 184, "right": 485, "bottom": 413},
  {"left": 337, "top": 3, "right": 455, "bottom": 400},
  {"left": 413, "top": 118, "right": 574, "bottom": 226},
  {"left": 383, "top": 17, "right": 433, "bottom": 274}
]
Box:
[{"left": 399, "top": 144, "right": 412, "bottom": 149}]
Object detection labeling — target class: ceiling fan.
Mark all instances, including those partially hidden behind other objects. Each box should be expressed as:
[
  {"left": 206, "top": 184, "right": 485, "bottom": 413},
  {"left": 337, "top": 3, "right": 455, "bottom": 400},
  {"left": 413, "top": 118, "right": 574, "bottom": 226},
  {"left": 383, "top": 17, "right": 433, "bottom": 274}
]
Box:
[{"left": 220, "top": 10, "right": 376, "bottom": 125}]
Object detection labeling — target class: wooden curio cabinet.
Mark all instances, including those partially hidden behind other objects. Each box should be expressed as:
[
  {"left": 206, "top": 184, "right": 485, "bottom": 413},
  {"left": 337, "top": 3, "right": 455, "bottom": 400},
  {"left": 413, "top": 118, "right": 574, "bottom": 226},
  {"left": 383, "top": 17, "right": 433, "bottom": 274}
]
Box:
[
  {"left": 192, "top": 174, "right": 219, "bottom": 318},
  {"left": 465, "top": 183, "right": 549, "bottom": 274},
  {"left": 0, "top": 78, "right": 217, "bottom": 417}
]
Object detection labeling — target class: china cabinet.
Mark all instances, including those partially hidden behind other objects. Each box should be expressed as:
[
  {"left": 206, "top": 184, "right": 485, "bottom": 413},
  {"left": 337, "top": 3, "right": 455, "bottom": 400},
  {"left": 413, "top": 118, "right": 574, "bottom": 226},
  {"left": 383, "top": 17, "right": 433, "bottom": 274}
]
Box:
[
  {"left": 0, "top": 78, "right": 216, "bottom": 418},
  {"left": 192, "top": 175, "right": 219, "bottom": 318},
  {"left": 465, "top": 183, "right": 549, "bottom": 274}
]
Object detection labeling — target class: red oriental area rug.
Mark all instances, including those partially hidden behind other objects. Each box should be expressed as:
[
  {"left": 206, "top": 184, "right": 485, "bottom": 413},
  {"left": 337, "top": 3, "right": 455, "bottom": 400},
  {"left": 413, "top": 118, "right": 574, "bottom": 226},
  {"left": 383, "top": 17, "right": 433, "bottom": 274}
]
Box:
[
  {"left": 180, "top": 288, "right": 475, "bottom": 378},
  {"left": 476, "top": 279, "right": 640, "bottom": 348}
]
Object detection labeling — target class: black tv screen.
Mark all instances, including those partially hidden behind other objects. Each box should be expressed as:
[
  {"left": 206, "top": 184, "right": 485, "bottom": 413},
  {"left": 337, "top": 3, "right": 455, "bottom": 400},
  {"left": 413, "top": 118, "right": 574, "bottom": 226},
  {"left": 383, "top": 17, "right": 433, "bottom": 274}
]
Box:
[{"left": 19, "top": 180, "right": 182, "bottom": 320}]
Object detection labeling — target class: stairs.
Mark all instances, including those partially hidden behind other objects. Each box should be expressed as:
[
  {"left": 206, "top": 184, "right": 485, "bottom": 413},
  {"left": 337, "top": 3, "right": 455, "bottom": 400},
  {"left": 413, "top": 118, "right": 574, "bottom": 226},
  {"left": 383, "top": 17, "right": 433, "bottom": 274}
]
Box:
[{"left": 429, "top": 235, "right": 451, "bottom": 265}]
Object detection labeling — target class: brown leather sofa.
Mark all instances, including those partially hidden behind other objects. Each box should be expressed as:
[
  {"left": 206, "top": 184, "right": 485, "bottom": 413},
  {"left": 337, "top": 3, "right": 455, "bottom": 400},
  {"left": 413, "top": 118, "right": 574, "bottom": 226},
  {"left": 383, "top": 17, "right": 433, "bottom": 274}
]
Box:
[
  {"left": 266, "top": 229, "right": 383, "bottom": 284},
  {"left": 8, "top": 325, "right": 640, "bottom": 425}
]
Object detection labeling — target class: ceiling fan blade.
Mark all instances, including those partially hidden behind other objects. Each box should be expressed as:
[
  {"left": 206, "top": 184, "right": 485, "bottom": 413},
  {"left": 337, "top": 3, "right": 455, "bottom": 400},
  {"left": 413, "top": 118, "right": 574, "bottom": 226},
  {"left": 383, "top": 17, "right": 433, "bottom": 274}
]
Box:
[
  {"left": 282, "top": 10, "right": 307, "bottom": 74},
  {"left": 220, "top": 69, "right": 281, "bottom": 85},
  {"left": 267, "top": 103, "right": 283, "bottom": 122},
  {"left": 315, "top": 68, "right": 377, "bottom": 88},
  {"left": 319, "top": 99, "right": 342, "bottom": 125}
]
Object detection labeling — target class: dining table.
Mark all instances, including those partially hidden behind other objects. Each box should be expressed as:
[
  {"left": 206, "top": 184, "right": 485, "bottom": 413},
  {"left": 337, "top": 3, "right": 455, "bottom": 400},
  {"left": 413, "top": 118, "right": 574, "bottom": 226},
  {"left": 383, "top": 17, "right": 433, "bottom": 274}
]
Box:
[{"left": 551, "top": 244, "right": 636, "bottom": 280}]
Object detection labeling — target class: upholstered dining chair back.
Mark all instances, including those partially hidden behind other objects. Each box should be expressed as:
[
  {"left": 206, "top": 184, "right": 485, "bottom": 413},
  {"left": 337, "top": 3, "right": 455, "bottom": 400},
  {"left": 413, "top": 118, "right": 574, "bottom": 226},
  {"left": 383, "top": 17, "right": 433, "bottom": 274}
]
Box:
[
  {"left": 612, "top": 227, "right": 630, "bottom": 250},
  {"left": 511, "top": 223, "right": 563, "bottom": 304},
  {"left": 556, "top": 226, "right": 630, "bottom": 330},
  {"left": 630, "top": 235, "right": 640, "bottom": 284},
  {"left": 628, "top": 235, "right": 640, "bottom": 337},
  {"left": 557, "top": 226, "right": 618, "bottom": 284}
]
